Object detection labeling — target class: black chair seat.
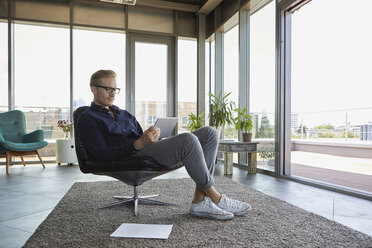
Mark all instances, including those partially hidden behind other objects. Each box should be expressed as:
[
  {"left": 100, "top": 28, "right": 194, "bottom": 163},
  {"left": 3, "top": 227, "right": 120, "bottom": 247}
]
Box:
[{"left": 82, "top": 155, "right": 169, "bottom": 173}]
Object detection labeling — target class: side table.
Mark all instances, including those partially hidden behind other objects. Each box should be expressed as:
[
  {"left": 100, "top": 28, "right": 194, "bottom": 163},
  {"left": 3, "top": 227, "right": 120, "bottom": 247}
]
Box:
[
  {"left": 218, "top": 140, "right": 259, "bottom": 175},
  {"left": 56, "top": 139, "right": 78, "bottom": 165}
]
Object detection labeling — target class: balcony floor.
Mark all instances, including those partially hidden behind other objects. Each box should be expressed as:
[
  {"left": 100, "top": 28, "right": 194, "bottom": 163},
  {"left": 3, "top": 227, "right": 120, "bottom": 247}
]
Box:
[
  {"left": 253, "top": 151, "right": 372, "bottom": 193},
  {"left": 291, "top": 151, "right": 372, "bottom": 193}
]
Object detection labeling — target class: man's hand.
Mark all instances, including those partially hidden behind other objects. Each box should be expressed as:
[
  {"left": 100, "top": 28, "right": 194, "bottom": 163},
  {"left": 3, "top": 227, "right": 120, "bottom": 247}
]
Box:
[{"left": 134, "top": 126, "right": 161, "bottom": 150}]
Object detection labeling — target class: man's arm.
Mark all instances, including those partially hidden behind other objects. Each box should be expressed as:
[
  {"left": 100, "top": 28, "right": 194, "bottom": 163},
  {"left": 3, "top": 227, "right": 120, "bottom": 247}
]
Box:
[
  {"left": 126, "top": 112, "right": 160, "bottom": 150},
  {"left": 77, "top": 114, "right": 138, "bottom": 161},
  {"left": 134, "top": 126, "right": 160, "bottom": 150}
]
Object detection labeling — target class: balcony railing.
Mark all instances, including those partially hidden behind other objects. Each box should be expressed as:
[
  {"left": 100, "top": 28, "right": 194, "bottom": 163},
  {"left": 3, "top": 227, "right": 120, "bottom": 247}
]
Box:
[{"left": 293, "top": 107, "right": 372, "bottom": 141}]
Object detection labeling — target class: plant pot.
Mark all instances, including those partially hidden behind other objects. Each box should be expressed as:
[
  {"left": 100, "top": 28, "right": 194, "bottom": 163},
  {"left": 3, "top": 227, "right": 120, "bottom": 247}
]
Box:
[
  {"left": 242, "top": 132, "right": 252, "bottom": 142},
  {"left": 213, "top": 126, "right": 223, "bottom": 139}
]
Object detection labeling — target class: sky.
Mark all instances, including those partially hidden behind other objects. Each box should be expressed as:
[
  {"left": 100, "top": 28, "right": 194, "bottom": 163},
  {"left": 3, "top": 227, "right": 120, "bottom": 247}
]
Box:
[
  {"left": 250, "top": 1, "right": 276, "bottom": 115},
  {"left": 224, "top": 25, "right": 239, "bottom": 106},
  {"left": 248, "top": 0, "right": 372, "bottom": 127},
  {"left": 0, "top": 25, "right": 128, "bottom": 109},
  {"left": 292, "top": 0, "right": 372, "bottom": 112},
  {"left": 134, "top": 40, "right": 198, "bottom": 103},
  {"left": 73, "top": 29, "right": 126, "bottom": 109},
  {"left": 0, "top": 24, "right": 197, "bottom": 108},
  {"left": 291, "top": 0, "right": 372, "bottom": 126}
]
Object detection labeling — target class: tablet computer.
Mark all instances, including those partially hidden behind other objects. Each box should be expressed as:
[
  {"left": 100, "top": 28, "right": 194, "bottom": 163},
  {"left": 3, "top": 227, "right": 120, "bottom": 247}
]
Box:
[{"left": 154, "top": 117, "right": 178, "bottom": 139}]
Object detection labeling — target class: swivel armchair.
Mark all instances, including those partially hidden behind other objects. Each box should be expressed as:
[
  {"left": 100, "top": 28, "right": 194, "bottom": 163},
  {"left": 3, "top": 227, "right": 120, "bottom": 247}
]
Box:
[
  {"left": 73, "top": 106, "right": 178, "bottom": 216},
  {"left": 0, "top": 110, "right": 48, "bottom": 174}
]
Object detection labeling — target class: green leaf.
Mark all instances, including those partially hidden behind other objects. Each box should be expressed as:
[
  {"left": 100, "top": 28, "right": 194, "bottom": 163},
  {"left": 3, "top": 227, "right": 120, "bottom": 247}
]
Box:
[{"left": 187, "top": 111, "right": 205, "bottom": 132}]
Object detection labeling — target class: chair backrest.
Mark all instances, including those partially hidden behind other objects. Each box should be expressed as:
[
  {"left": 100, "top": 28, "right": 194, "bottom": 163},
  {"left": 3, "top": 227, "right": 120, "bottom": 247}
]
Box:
[
  {"left": 0, "top": 110, "right": 26, "bottom": 143},
  {"left": 73, "top": 106, "right": 91, "bottom": 173}
]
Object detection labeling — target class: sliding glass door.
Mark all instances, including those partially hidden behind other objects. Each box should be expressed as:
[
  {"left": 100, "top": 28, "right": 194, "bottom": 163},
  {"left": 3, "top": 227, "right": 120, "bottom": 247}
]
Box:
[
  {"left": 250, "top": 1, "right": 276, "bottom": 172},
  {"left": 282, "top": 0, "right": 372, "bottom": 194},
  {"left": 128, "top": 34, "right": 175, "bottom": 130}
]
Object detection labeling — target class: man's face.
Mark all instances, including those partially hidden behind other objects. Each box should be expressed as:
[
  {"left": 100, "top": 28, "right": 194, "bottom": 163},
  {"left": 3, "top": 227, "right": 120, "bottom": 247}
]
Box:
[{"left": 91, "top": 77, "right": 117, "bottom": 108}]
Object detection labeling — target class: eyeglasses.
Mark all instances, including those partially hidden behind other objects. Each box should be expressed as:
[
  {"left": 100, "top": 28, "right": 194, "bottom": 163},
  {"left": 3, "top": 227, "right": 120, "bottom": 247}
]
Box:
[{"left": 94, "top": 85, "right": 121, "bottom": 94}]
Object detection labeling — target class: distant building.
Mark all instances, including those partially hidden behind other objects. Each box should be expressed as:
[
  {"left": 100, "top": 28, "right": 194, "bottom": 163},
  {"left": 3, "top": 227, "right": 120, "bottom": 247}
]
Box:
[
  {"left": 291, "top": 113, "right": 299, "bottom": 130},
  {"left": 360, "top": 124, "right": 372, "bottom": 141}
]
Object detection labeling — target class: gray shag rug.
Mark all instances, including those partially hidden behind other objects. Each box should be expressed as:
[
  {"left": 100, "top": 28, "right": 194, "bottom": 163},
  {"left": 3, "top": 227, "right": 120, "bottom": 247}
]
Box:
[{"left": 24, "top": 178, "right": 372, "bottom": 248}]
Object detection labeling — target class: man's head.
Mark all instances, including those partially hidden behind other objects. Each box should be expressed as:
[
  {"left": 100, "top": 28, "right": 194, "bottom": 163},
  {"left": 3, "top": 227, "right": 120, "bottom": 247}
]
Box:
[{"left": 90, "top": 70, "right": 120, "bottom": 108}]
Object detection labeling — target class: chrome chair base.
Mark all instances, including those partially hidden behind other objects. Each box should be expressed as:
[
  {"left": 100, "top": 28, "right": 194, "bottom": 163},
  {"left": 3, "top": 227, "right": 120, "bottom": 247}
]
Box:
[{"left": 97, "top": 186, "right": 176, "bottom": 216}]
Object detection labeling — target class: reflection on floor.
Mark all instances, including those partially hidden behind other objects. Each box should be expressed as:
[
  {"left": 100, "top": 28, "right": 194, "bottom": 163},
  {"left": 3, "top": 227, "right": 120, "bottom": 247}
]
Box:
[{"left": 0, "top": 163, "right": 371, "bottom": 248}]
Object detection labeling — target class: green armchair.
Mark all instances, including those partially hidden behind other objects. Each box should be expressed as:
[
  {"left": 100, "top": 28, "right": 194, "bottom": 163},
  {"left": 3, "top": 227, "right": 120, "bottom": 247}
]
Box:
[{"left": 0, "top": 110, "right": 48, "bottom": 174}]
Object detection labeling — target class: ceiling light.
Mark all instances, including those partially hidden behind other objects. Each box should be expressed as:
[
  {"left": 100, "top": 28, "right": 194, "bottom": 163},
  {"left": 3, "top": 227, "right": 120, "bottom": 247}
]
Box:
[{"left": 100, "top": 0, "right": 137, "bottom": 6}]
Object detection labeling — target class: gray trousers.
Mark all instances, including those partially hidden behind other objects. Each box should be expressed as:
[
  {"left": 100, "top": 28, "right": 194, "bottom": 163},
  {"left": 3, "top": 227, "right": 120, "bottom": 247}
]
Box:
[{"left": 136, "top": 126, "right": 219, "bottom": 190}]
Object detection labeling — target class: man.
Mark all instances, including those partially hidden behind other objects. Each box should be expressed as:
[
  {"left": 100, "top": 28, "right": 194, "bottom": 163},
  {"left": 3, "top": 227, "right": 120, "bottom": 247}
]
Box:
[{"left": 76, "top": 70, "right": 252, "bottom": 220}]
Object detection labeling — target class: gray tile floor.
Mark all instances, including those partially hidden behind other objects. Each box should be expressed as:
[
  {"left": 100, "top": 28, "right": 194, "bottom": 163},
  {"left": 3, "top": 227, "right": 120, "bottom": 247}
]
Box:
[{"left": 1, "top": 163, "right": 371, "bottom": 248}]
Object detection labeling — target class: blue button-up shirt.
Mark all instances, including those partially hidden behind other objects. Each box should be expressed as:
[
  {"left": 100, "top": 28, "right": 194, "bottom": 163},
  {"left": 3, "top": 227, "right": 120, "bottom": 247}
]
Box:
[{"left": 76, "top": 102, "right": 143, "bottom": 161}]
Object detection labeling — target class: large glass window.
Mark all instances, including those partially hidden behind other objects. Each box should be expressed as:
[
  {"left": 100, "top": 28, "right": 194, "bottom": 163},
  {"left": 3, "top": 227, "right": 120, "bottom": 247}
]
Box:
[
  {"left": 177, "top": 38, "right": 197, "bottom": 133},
  {"left": 290, "top": 0, "right": 372, "bottom": 193},
  {"left": 205, "top": 41, "right": 210, "bottom": 125},
  {"left": 73, "top": 28, "right": 125, "bottom": 109},
  {"left": 134, "top": 41, "right": 167, "bottom": 129},
  {"left": 15, "top": 23, "right": 70, "bottom": 146},
  {"left": 0, "top": 21, "right": 7, "bottom": 112},
  {"left": 223, "top": 25, "right": 239, "bottom": 141},
  {"left": 250, "top": 1, "right": 276, "bottom": 171},
  {"left": 209, "top": 40, "right": 215, "bottom": 126}
]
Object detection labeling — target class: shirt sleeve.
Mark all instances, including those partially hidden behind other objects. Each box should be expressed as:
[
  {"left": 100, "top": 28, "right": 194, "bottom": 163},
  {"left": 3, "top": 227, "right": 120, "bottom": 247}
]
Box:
[{"left": 76, "top": 113, "right": 138, "bottom": 162}]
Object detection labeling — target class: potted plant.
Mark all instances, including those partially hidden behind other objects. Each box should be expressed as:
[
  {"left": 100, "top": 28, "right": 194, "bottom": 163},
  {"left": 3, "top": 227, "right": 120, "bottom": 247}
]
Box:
[
  {"left": 233, "top": 107, "right": 253, "bottom": 142},
  {"left": 56, "top": 120, "right": 77, "bottom": 165},
  {"left": 186, "top": 112, "right": 204, "bottom": 132},
  {"left": 209, "top": 91, "right": 236, "bottom": 135}
]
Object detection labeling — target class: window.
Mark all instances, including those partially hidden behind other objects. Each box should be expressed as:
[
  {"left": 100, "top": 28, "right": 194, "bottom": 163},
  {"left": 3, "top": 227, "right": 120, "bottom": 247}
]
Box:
[
  {"left": 134, "top": 41, "right": 168, "bottom": 130},
  {"left": 14, "top": 23, "right": 70, "bottom": 144},
  {"left": 223, "top": 25, "right": 239, "bottom": 140},
  {"left": 250, "top": 1, "right": 276, "bottom": 171},
  {"left": 205, "top": 41, "right": 210, "bottom": 124},
  {"left": 0, "top": 21, "right": 7, "bottom": 112},
  {"left": 177, "top": 39, "right": 197, "bottom": 133},
  {"left": 146, "top": 115, "right": 158, "bottom": 127},
  {"left": 210, "top": 40, "right": 215, "bottom": 127},
  {"left": 73, "top": 28, "right": 125, "bottom": 109},
  {"left": 181, "top": 116, "right": 188, "bottom": 127},
  {"left": 289, "top": 0, "right": 372, "bottom": 193}
]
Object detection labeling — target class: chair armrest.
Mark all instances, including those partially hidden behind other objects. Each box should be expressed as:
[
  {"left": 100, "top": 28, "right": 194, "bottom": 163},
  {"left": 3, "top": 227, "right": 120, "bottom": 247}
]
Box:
[
  {"left": 23, "top": 130, "right": 45, "bottom": 143},
  {"left": 0, "top": 132, "right": 4, "bottom": 142}
]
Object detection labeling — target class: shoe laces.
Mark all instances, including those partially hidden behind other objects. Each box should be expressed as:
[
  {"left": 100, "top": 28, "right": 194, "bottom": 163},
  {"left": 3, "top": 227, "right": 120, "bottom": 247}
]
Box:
[
  {"left": 204, "top": 197, "right": 225, "bottom": 213},
  {"left": 222, "top": 196, "right": 241, "bottom": 210}
]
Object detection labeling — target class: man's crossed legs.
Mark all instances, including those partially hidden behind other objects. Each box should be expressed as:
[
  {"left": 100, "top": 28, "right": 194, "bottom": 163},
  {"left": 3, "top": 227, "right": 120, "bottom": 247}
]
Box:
[{"left": 137, "top": 126, "right": 252, "bottom": 220}]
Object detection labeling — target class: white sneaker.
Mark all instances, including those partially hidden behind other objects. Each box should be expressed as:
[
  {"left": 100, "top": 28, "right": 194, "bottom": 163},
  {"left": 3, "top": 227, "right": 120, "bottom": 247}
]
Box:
[
  {"left": 216, "top": 194, "right": 252, "bottom": 216},
  {"left": 190, "top": 196, "right": 234, "bottom": 220}
]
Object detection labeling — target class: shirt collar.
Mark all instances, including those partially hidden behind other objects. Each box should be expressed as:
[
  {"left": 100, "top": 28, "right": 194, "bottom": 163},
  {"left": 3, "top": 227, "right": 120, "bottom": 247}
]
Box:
[{"left": 90, "top": 102, "right": 120, "bottom": 114}]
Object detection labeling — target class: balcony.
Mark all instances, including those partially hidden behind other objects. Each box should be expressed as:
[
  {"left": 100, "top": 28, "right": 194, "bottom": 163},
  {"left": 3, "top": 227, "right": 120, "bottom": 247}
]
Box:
[{"left": 254, "top": 138, "right": 372, "bottom": 194}]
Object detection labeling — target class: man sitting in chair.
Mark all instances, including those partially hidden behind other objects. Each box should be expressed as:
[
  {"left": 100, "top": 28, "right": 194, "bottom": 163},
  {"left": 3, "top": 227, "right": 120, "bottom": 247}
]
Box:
[{"left": 76, "top": 69, "right": 252, "bottom": 220}]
